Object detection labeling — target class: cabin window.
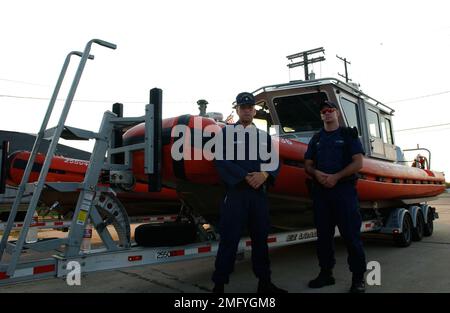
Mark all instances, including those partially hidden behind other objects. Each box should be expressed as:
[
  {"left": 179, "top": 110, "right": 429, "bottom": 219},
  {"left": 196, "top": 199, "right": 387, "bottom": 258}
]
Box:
[
  {"left": 381, "top": 118, "right": 394, "bottom": 144},
  {"left": 273, "top": 92, "right": 328, "bottom": 133},
  {"left": 253, "top": 118, "right": 268, "bottom": 132},
  {"left": 381, "top": 121, "right": 387, "bottom": 143},
  {"left": 367, "top": 109, "right": 381, "bottom": 138},
  {"left": 253, "top": 102, "right": 272, "bottom": 133},
  {"left": 340, "top": 97, "right": 360, "bottom": 130}
]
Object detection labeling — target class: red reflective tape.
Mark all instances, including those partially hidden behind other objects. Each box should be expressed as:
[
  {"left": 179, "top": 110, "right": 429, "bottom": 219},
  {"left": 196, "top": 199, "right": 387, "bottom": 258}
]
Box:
[
  {"left": 17, "top": 224, "right": 23, "bottom": 227},
  {"left": 170, "top": 216, "right": 177, "bottom": 220},
  {"left": 33, "top": 264, "right": 55, "bottom": 275},
  {"left": 365, "top": 223, "right": 373, "bottom": 228},
  {"left": 247, "top": 237, "right": 276, "bottom": 246},
  {"left": 170, "top": 250, "right": 185, "bottom": 257},
  {"left": 157, "top": 216, "right": 164, "bottom": 221},
  {"left": 128, "top": 255, "right": 143, "bottom": 262},
  {"left": 54, "top": 222, "right": 64, "bottom": 226},
  {"left": 0, "top": 272, "right": 9, "bottom": 280},
  {"left": 198, "top": 246, "right": 211, "bottom": 253}
]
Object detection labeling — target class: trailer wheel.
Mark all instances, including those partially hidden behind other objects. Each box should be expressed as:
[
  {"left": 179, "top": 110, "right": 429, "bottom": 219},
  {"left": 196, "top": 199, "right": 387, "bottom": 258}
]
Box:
[
  {"left": 394, "top": 214, "right": 412, "bottom": 247},
  {"left": 423, "top": 209, "right": 434, "bottom": 237},
  {"left": 412, "top": 212, "right": 424, "bottom": 241}
]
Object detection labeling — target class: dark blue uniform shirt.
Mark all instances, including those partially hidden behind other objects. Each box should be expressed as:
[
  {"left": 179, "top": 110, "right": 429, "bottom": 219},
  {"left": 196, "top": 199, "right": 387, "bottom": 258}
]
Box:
[
  {"left": 304, "top": 127, "right": 365, "bottom": 174},
  {"left": 304, "top": 127, "right": 367, "bottom": 275},
  {"left": 214, "top": 122, "right": 280, "bottom": 188}
]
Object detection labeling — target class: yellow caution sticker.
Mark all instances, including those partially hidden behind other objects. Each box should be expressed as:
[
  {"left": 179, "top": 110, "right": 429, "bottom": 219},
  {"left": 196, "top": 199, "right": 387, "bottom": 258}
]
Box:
[{"left": 76, "top": 210, "right": 88, "bottom": 225}]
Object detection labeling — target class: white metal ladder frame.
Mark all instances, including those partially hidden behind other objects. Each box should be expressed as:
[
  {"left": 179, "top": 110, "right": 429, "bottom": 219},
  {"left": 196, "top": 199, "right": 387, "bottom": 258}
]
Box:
[{"left": 0, "top": 39, "right": 121, "bottom": 277}]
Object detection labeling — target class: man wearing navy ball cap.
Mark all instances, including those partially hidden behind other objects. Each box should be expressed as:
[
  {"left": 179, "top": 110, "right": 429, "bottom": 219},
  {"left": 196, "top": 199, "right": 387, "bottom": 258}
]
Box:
[{"left": 211, "top": 92, "right": 287, "bottom": 294}]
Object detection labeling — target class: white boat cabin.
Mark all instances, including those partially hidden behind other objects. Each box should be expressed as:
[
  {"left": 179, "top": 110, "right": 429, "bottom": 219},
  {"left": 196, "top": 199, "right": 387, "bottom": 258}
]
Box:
[{"left": 252, "top": 78, "right": 401, "bottom": 163}]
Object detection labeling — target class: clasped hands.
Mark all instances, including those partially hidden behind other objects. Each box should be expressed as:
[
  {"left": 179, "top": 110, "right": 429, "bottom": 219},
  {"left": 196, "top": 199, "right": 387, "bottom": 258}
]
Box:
[
  {"left": 314, "top": 170, "right": 340, "bottom": 188},
  {"left": 245, "top": 172, "right": 268, "bottom": 189}
]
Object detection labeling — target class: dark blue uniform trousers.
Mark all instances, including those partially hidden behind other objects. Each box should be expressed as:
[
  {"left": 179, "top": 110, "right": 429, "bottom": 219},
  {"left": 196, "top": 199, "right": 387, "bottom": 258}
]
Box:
[
  {"left": 212, "top": 188, "right": 271, "bottom": 284},
  {"left": 312, "top": 182, "right": 366, "bottom": 275}
]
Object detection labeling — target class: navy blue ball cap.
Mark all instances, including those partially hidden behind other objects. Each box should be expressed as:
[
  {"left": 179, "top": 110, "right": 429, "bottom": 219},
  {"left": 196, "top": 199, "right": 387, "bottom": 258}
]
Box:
[
  {"left": 235, "top": 92, "right": 255, "bottom": 107},
  {"left": 319, "top": 100, "right": 338, "bottom": 111}
]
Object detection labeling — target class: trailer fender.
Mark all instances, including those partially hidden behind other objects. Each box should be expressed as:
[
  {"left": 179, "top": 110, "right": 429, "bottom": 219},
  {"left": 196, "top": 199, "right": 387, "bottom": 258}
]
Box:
[
  {"left": 380, "top": 208, "right": 411, "bottom": 234},
  {"left": 421, "top": 204, "right": 438, "bottom": 224},
  {"left": 421, "top": 204, "right": 438, "bottom": 237},
  {"left": 407, "top": 205, "right": 423, "bottom": 228}
]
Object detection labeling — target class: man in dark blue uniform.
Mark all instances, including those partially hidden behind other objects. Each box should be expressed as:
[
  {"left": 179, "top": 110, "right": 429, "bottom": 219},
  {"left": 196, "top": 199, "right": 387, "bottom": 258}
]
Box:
[
  {"left": 211, "top": 92, "right": 287, "bottom": 294},
  {"left": 304, "top": 100, "right": 367, "bottom": 293}
]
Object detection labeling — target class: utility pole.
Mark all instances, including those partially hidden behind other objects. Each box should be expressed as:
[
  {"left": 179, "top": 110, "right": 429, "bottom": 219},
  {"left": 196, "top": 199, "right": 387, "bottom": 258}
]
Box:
[
  {"left": 286, "top": 47, "right": 325, "bottom": 81},
  {"left": 336, "top": 54, "right": 351, "bottom": 82}
]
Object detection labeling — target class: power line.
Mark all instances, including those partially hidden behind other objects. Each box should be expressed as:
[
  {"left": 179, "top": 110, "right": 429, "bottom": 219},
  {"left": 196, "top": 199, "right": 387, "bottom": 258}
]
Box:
[
  {"left": 396, "top": 122, "right": 450, "bottom": 132},
  {"left": 0, "top": 93, "right": 140, "bottom": 103},
  {"left": 386, "top": 90, "right": 450, "bottom": 104},
  {"left": 396, "top": 126, "right": 450, "bottom": 135},
  {"left": 0, "top": 78, "right": 49, "bottom": 87},
  {"left": 0, "top": 93, "right": 231, "bottom": 105},
  {"left": 2, "top": 92, "right": 450, "bottom": 133}
]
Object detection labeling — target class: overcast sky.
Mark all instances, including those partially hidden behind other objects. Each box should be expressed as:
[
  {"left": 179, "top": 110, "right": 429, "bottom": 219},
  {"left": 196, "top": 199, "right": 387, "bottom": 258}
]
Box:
[{"left": 1, "top": 0, "right": 450, "bottom": 179}]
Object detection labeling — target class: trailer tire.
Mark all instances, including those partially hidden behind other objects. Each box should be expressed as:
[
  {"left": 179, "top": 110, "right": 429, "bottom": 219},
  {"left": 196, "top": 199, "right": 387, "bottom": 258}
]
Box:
[
  {"left": 412, "top": 212, "right": 424, "bottom": 241},
  {"left": 394, "top": 214, "right": 412, "bottom": 247},
  {"left": 135, "top": 221, "right": 197, "bottom": 247},
  {"left": 423, "top": 209, "right": 434, "bottom": 237}
]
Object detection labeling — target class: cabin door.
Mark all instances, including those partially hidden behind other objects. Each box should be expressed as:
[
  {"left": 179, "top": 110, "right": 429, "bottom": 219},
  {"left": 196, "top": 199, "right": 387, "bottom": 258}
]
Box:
[{"left": 366, "top": 108, "right": 386, "bottom": 157}]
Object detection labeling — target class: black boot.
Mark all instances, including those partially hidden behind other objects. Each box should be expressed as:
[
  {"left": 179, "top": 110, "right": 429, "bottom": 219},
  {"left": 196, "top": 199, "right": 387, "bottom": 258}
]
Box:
[
  {"left": 349, "top": 274, "right": 365, "bottom": 293},
  {"left": 308, "top": 269, "right": 335, "bottom": 289},
  {"left": 212, "top": 283, "right": 224, "bottom": 293},
  {"left": 257, "top": 280, "right": 288, "bottom": 293}
]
